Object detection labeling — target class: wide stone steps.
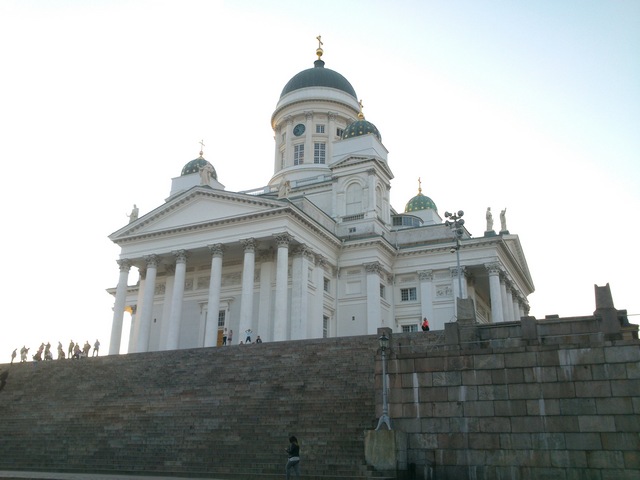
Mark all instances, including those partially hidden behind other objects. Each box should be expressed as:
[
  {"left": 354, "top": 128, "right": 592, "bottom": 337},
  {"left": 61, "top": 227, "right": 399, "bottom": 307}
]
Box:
[{"left": 0, "top": 335, "right": 385, "bottom": 479}]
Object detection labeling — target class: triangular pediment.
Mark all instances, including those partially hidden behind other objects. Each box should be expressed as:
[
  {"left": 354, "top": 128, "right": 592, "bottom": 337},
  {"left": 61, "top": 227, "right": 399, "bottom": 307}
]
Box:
[
  {"left": 503, "top": 235, "right": 535, "bottom": 290},
  {"left": 109, "top": 187, "right": 287, "bottom": 241}
]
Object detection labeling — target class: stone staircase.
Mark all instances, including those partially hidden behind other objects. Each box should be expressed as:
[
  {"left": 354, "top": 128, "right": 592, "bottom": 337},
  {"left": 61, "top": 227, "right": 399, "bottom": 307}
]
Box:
[{"left": 0, "top": 336, "right": 391, "bottom": 479}]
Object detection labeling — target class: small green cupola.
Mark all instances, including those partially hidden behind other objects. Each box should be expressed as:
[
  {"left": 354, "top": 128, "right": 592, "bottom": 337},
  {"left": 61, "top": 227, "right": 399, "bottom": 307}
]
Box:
[{"left": 405, "top": 178, "right": 437, "bottom": 213}]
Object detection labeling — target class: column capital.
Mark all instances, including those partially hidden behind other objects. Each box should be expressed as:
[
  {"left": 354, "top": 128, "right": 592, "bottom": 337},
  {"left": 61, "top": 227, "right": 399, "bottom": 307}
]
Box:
[
  {"left": 173, "top": 249, "right": 188, "bottom": 264},
  {"left": 293, "top": 244, "right": 313, "bottom": 260},
  {"left": 208, "top": 243, "right": 224, "bottom": 257},
  {"left": 274, "top": 232, "right": 293, "bottom": 247},
  {"left": 450, "top": 266, "right": 467, "bottom": 278},
  {"left": 418, "top": 270, "right": 434, "bottom": 282},
  {"left": 117, "top": 259, "right": 132, "bottom": 272},
  {"left": 365, "top": 261, "right": 382, "bottom": 275},
  {"left": 240, "top": 238, "right": 256, "bottom": 252},
  {"left": 314, "top": 254, "right": 328, "bottom": 268},
  {"left": 144, "top": 254, "right": 159, "bottom": 268},
  {"left": 485, "top": 262, "right": 502, "bottom": 276}
]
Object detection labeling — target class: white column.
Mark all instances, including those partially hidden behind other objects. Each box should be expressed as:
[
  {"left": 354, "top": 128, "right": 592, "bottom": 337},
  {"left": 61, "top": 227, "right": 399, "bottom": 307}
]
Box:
[
  {"left": 165, "top": 250, "right": 187, "bottom": 350},
  {"left": 486, "top": 263, "right": 504, "bottom": 323},
  {"left": 273, "top": 233, "right": 291, "bottom": 341},
  {"left": 327, "top": 112, "right": 336, "bottom": 166},
  {"left": 450, "top": 266, "right": 468, "bottom": 316},
  {"left": 291, "top": 246, "right": 312, "bottom": 340},
  {"left": 504, "top": 281, "right": 515, "bottom": 322},
  {"left": 258, "top": 250, "right": 274, "bottom": 341},
  {"left": 365, "top": 262, "right": 382, "bottom": 334},
  {"left": 311, "top": 255, "right": 327, "bottom": 338},
  {"left": 239, "top": 238, "right": 256, "bottom": 341},
  {"left": 500, "top": 275, "right": 510, "bottom": 323},
  {"left": 285, "top": 116, "right": 294, "bottom": 166},
  {"left": 418, "top": 270, "right": 434, "bottom": 326},
  {"left": 304, "top": 111, "right": 313, "bottom": 164},
  {"left": 204, "top": 244, "right": 224, "bottom": 347},
  {"left": 512, "top": 290, "right": 521, "bottom": 322},
  {"left": 109, "top": 259, "right": 131, "bottom": 355},
  {"left": 368, "top": 169, "right": 377, "bottom": 217},
  {"left": 136, "top": 254, "right": 159, "bottom": 353}
]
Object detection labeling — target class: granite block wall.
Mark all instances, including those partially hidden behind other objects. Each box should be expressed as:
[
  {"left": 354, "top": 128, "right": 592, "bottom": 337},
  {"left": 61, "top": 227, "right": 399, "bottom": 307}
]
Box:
[{"left": 383, "top": 317, "right": 640, "bottom": 480}]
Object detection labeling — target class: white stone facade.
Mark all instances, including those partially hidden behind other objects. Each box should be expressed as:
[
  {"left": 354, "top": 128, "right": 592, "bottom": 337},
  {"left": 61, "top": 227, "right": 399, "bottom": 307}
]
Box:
[{"left": 107, "top": 51, "right": 534, "bottom": 354}]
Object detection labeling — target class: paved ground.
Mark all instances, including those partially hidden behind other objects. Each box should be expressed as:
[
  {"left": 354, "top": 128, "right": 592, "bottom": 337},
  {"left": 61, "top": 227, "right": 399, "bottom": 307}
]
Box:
[{"left": 0, "top": 473, "right": 228, "bottom": 480}]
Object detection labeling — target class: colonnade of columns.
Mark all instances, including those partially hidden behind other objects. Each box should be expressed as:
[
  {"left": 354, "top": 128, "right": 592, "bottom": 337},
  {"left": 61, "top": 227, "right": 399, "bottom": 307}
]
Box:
[
  {"left": 108, "top": 234, "right": 334, "bottom": 355},
  {"left": 485, "top": 262, "right": 528, "bottom": 323}
]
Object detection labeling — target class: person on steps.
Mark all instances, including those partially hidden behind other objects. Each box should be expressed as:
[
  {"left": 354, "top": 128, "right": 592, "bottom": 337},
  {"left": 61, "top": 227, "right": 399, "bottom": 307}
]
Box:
[{"left": 285, "top": 435, "right": 300, "bottom": 479}]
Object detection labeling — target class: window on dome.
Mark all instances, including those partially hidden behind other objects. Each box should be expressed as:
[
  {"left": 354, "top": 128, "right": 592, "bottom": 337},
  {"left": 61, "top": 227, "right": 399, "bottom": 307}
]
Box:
[
  {"left": 281, "top": 132, "right": 286, "bottom": 144},
  {"left": 336, "top": 127, "right": 344, "bottom": 138},
  {"left": 294, "top": 144, "right": 304, "bottom": 165},
  {"left": 280, "top": 151, "right": 285, "bottom": 169},
  {"left": 316, "top": 124, "right": 325, "bottom": 134},
  {"left": 314, "top": 142, "right": 326, "bottom": 164}
]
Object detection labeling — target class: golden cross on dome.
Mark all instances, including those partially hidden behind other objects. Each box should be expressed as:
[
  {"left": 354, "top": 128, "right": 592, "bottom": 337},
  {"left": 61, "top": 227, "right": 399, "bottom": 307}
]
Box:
[
  {"left": 358, "top": 99, "right": 364, "bottom": 119},
  {"left": 316, "top": 35, "right": 324, "bottom": 60},
  {"left": 199, "top": 139, "right": 205, "bottom": 157},
  {"left": 418, "top": 177, "right": 422, "bottom": 193}
]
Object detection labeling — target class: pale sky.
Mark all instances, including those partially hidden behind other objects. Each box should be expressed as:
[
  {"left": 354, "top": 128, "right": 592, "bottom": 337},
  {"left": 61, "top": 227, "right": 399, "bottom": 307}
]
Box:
[{"left": 0, "top": 0, "right": 638, "bottom": 361}]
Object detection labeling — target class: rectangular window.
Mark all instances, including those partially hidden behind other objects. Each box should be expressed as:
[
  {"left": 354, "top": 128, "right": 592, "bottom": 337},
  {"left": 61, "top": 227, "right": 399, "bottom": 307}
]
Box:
[
  {"left": 323, "top": 277, "right": 330, "bottom": 292},
  {"left": 316, "top": 124, "right": 325, "bottom": 133},
  {"left": 402, "top": 324, "right": 418, "bottom": 333},
  {"left": 294, "top": 144, "right": 304, "bottom": 165},
  {"left": 280, "top": 151, "right": 285, "bottom": 169},
  {"left": 314, "top": 142, "right": 326, "bottom": 164},
  {"left": 323, "top": 315, "right": 329, "bottom": 338},
  {"left": 336, "top": 128, "right": 344, "bottom": 137},
  {"left": 281, "top": 132, "right": 286, "bottom": 143},
  {"left": 217, "top": 310, "right": 226, "bottom": 327},
  {"left": 400, "top": 287, "right": 417, "bottom": 302},
  {"left": 380, "top": 284, "right": 385, "bottom": 299}
]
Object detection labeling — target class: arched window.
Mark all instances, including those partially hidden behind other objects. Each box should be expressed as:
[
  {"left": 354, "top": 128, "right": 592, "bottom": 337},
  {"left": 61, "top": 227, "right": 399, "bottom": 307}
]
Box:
[{"left": 346, "top": 183, "right": 363, "bottom": 215}]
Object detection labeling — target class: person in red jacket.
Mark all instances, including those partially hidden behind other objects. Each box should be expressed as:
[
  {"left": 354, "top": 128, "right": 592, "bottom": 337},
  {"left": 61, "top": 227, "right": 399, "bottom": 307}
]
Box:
[{"left": 421, "top": 317, "right": 430, "bottom": 331}]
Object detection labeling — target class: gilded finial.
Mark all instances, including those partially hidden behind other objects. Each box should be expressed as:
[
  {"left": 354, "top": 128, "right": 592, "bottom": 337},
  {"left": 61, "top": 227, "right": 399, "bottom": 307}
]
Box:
[
  {"left": 358, "top": 99, "right": 364, "bottom": 119},
  {"left": 316, "top": 35, "right": 324, "bottom": 60},
  {"left": 418, "top": 177, "right": 422, "bottom": 194},
  {"left": 198, "top": 139, "right": 205, "bottom": 158}
]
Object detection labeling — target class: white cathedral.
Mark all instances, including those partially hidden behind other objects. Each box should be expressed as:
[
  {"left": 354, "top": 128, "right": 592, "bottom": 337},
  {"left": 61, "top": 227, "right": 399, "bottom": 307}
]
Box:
[{"left": 107, "top": 42, "right": 534, "bottom": 355}]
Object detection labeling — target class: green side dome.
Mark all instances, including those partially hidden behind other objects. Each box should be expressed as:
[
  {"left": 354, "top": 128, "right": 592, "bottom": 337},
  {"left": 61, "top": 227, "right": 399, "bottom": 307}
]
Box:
[
  {"left": 181, "top": 156, "right": 217, "bottom": 180},
  {"left": 342, "top": 118, "right": 382, "bottom": 142},
  {"left": 280, "top": 59, "right": 357, "bottom": 99},
  {"left": 405, "top": 192, "right": 437, "bottom": 213}
]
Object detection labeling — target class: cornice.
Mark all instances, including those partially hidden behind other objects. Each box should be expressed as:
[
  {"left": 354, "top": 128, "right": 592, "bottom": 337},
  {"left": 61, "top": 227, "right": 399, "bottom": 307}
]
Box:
[{"left": 112, "top": 204, "right": 343, "bottom": 250}]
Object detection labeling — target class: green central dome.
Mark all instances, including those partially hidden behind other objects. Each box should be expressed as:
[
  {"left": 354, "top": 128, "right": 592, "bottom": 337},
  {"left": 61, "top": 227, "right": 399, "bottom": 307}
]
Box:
[
  {"left": 405, "top": 192, "right": 437, "bottom": 213},
  {"left": 280, "top": 59, "right": 357, "bottom": 99}
]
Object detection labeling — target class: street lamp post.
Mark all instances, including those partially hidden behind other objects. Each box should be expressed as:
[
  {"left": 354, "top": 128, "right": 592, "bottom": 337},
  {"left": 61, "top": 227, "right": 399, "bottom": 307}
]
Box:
[
  {"left": 376, "top": 333, "right": 392, "bottom": 431},
  {"left": 444, "top": 210, "right": 465, "bottom": 299}
]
